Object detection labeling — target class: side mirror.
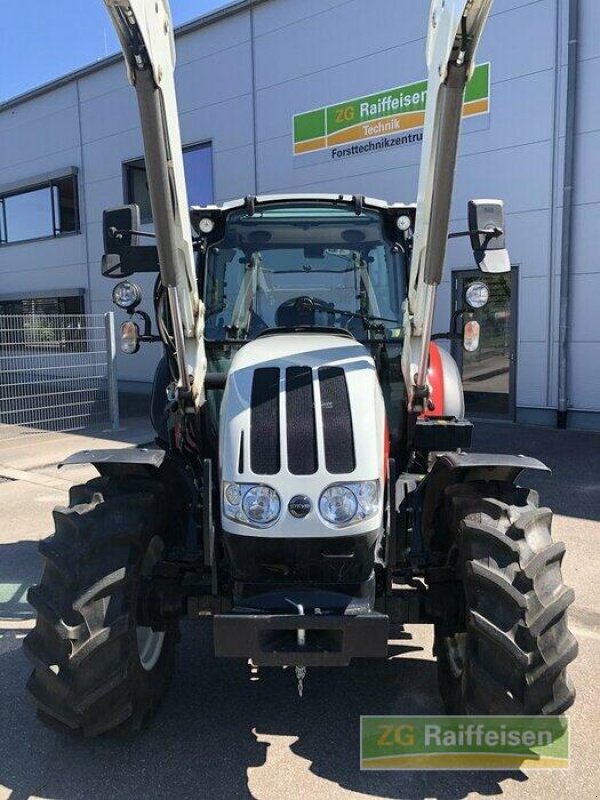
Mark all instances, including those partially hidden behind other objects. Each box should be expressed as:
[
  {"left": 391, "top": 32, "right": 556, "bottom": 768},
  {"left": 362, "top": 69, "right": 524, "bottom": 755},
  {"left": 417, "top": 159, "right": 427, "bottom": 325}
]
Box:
[
  {"left": 468, "top": 199, "right": 510, "bottom": 274},
  {"left": 101, "top": 204, "right": 159, "bottom": 278},
  {"left": 101, "top": 205, "right": 140, "bottom": 278}
]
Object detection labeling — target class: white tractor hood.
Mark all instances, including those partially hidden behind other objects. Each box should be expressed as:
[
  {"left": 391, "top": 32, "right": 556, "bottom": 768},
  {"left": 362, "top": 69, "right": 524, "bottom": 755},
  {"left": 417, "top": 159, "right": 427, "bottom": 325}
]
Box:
[{"left": 219, "top": 331, "right": 387, "bottom": 538}]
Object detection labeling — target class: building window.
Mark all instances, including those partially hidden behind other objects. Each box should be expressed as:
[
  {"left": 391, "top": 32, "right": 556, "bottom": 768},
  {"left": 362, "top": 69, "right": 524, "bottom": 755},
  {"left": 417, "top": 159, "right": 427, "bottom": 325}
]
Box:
[
  {"left": 0, "top": 173, "right": 79, "bottom": 245},
  {"left": 125, "top": 160, "right": 153, "bottom": 224},
  {"left": 124, "top": 142, "right": 214, "bottom": 224},
  {"left": 0, "top": 295, "right": 84, "bottom": 316},
  {"left": 0, "top": 294, "right": 86, "bottom": 352}
]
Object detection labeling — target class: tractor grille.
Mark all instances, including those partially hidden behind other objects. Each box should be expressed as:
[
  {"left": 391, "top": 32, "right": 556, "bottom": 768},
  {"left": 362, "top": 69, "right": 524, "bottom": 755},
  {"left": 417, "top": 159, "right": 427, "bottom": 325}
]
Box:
[
  {"left": 250, "top": 368, "right": 280, "bottom": 475},
  {"left": 318, "top": 366, "right": 355, "bottom": 474},
  {"left": 286, "top": 366, "right": 317, "bottom": 475},
  {"left": 249, "top": 365, "right": 355, "bottom": 476}
]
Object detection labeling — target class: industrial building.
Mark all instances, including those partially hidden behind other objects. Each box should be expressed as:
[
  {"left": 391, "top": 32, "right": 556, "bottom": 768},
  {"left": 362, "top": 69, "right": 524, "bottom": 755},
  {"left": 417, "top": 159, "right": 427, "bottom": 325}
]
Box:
[{"left": 0, "top": 0, "right": 598, "bottom": 428}]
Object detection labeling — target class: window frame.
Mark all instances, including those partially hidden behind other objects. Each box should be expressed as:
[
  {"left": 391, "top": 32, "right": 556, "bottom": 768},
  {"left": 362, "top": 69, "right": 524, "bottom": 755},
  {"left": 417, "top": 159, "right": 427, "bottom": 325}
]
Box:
[
  {"left": 0, "top": 168, "right": 80, "bottom": 246},
  {"left": 123, "top": 140, "right": 214, "bottom": 224}
]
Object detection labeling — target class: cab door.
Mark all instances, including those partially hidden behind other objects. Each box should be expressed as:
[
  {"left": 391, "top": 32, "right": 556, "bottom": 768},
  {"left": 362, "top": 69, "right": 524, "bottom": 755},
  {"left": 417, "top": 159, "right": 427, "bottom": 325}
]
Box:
[{"left": 451, "top": 268, "right": 517, "bottom": 419}]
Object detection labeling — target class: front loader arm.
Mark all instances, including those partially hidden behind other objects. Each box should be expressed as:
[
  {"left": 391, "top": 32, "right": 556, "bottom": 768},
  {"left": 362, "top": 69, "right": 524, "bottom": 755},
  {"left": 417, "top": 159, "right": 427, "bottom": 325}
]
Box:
[
  {"left": 104, "top": 0, "right": 206, "bottom": 407},
  {"left": 402, "top": 0, "right": 492, "bottom": 412}
]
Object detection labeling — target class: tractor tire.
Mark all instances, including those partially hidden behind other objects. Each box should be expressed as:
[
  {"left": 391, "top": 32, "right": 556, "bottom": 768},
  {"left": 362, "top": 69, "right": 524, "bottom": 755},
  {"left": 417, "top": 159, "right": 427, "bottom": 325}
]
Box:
[
  {"left": 434, "top": 480, "right": 577, "bottom": 715},
  {"left": 24, "top": 475, "right": 177, "bottom": 737}
]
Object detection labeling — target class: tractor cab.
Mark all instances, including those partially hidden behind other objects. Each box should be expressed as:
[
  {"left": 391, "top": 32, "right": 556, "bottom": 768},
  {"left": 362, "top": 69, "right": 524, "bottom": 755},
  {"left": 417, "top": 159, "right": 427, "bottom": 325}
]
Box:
[
  {"left": 192, "top": 197, "right": 414, "bottom": 452},
  {"left": 198, "top": 200, "right": 408, "bottom": 342}
]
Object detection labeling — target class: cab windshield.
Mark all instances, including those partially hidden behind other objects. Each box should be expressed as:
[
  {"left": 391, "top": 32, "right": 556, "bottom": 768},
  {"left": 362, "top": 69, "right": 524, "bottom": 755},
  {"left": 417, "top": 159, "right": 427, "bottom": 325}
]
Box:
[{"left": 204, "top": 204, "right": 405, "bottom": 341}]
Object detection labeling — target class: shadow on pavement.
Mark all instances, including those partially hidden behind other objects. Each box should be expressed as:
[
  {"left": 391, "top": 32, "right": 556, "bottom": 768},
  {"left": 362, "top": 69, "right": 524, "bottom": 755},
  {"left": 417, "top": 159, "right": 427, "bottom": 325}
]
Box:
[
  {"left": 472, "top": 421, "right": 600, "bottom": 522},
  {"left": 0, "top": 540, "right": 526, "bottom": 800},
  {"left": 0, "top": 540, "right": 40, "bottom": 620}
]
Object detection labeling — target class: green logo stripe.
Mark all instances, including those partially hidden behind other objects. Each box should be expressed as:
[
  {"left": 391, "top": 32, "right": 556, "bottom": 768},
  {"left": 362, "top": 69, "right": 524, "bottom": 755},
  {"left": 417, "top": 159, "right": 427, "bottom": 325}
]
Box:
[
  {"left": 360, "top": 715, "right": 569, "bottom": 771},
  {"left": 293, "top": 62, "right": 490, "bottom": 154},
  {"left": 465, "top": 61, "right": 490, "bottom": 103},
  {"left": 293, "top": 108, "right": 326, "bottom": 144}
]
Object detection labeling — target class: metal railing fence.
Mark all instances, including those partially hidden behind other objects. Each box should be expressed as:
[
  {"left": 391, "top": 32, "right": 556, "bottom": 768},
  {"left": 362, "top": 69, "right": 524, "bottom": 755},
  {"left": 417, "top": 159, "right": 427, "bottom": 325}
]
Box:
[{"left": 0, "top": 312, "right": 119, "bottom": 441}]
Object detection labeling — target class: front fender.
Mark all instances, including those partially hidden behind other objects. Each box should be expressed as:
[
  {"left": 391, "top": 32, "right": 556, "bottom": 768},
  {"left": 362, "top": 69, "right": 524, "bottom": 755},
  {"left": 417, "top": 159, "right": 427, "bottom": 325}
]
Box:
[
  {"left": 431, "top": 451, "right": 550, "bottom": 483},
  {"left": 401, "top": 452, "right": 550, "bottom": 562},
  {"left": 58, "top": 447, "right": 166, "bottom": 478}
]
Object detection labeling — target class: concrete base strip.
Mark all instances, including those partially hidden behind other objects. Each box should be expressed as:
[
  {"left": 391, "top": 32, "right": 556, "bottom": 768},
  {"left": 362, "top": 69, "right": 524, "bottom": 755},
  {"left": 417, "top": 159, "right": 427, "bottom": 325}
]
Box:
[
  {"left": 0, "top": 464, "right": 71, "bottom": 492},
  {"left": 0, "top": 618, "right": 35, "bottom": 630}
]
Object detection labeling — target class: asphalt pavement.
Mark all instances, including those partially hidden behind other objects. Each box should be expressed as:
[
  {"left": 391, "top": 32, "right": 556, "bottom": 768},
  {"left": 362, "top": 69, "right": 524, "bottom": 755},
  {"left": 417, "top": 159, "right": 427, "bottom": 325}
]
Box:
[{"left": 0, "top": 418, "right": 598, "bottom": 800}]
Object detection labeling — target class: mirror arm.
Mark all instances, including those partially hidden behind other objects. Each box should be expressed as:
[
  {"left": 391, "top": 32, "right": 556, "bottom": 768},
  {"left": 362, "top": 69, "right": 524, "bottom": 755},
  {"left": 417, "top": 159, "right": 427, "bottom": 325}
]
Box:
[
  {"left": 108, "top": 227, "right": 157, "bottom": 240},
  {"left": 431, "top": 308, "right": 470, "bottom": 341},
  {"left": 134, "top": 310, "right": 161, "bottom": 343},
  {"left": 448, "top": 227, "right": 503, "bottom": 240}
]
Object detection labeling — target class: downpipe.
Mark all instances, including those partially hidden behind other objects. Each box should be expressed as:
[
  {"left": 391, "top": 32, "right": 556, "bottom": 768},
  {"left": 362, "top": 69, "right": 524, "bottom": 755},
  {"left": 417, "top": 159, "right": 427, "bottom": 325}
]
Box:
[{"left": 557, "top": 0, "right": 579, "bottom": 429}]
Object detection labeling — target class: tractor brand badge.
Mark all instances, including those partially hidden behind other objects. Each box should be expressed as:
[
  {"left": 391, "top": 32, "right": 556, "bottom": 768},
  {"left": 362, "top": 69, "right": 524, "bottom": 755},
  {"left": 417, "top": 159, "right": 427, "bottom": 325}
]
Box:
[{"left": 289, "top": 495, "right": 311, "bottom": 518}]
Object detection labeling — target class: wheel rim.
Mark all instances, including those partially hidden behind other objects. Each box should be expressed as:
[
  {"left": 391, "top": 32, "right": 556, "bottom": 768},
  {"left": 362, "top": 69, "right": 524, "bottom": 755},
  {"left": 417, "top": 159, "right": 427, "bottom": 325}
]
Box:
[
  {"left": 136, "top": 536, "right": 166, "bottom": 672},
  {"left": 445, "top": 632, "right": 467, "bottom": 679}
]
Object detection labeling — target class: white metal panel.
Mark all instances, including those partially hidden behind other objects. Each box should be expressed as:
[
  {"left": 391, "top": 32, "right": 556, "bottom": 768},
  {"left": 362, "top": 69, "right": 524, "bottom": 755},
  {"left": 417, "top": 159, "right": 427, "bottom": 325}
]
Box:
[
  {"left": 459, "top": 70, "right": 555, "bottom": 157},
  {"left": 219, "top": 332, "right": 386, "bottom": 539},
  {"left": 502, "top": 209, "right": 552, "bottom": 279},
  {"left": 213, "top": 145, "right": 256, "bottom": 201},
  {"left": 252, "top": 0, "right": 353, "bottom": 37},
  {"left": 83, "top": 175, "right": 125, "bottom": 224},
  {"left": 573, "top": 130, "right": 600, "bottom": 206},
  {"left": 81, "top": 127, "right": 143, "bottom": 185},
  {"left": 175, "top": 12, "right": 251, "bottom": 66},
  {"left": 0, "top": 234, "right": 87, "bottom": 274},
  {"left": 568, "top": 343, "right": 600, "bottom": 411},
  {"left": 0, "top": 105, "right": 80, "bottom": 167},
  {"left": 569, "top": 273, "right": 600, "bottom": 344},
  {"left": 518, "top": 276, "right": 550, "bottom": 343},
  {"left": 0, "top": 84, "right": 78, "bottom": 131},
  {"left": 78, "top": 86, "right": 141, "bottom": 145},
  {"left": 571, "top": 202, "right": 600, "bottom": 275},
  {"left": 77, "top": 61, "right": 129, "bottom": 104},
  {"left": 452, "top": 141, "right": 554, "bottom": 216},
  {"left": 516, "top": 341, "right": 549, "bottom": 406},
  {"left": 572, "top": 57, "right": 600, "bottom": 136},
  {"left": 175, "top": 41, "right": 252, "bottom": 113},
  {"left": 579, "top": 0, "right": 600, "bottom": 62},
  {"left": 0, "top": 263, "right": 89, "bottom": 295},
  {"left": 254, "top": 0, "right": 428, "bottom": 90},
  {"left": 180, "top": 94, "right": 254, "bottom": 155},
  {"left": 480, "top": 0, "right": 555, "bottom": 82}
]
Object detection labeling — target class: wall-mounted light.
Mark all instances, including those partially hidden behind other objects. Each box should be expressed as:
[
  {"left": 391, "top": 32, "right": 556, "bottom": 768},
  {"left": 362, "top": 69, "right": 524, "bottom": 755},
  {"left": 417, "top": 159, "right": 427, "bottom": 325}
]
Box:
[{"left": 112, "top": 280, "right": 142, "bottom": 311}]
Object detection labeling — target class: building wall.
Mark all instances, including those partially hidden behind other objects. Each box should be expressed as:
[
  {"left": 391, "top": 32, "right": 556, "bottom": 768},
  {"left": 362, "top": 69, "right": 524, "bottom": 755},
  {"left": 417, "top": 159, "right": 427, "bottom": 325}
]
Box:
[
  {"left": 565, "top": 0, "right": 600, "bottom": 427},
  {"left": 0, "top": 0, "right": 598, "bottom": 427}
]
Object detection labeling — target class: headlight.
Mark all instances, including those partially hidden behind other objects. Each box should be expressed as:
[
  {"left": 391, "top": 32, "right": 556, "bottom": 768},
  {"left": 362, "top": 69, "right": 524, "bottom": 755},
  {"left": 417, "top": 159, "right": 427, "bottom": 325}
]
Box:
[
  {"left": 112, "top": 280, "right": 142, "bottom": 311},
  {"left": 465, "top": 281, "right": 489, "bottom": 309},
  {"left": 319, "top": 481, "right": 379, "bottom": 527},
  {"left": 198, "top": 216, "right": 215, "bottom": 234},
  {"left": 223, "top": 482, "right": 281, "bottom": 528}
]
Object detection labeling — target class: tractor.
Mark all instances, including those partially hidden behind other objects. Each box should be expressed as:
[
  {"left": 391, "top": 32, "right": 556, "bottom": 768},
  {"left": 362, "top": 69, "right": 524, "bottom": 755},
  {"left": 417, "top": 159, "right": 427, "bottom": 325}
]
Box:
[{"left": 24, "top": 0, "right": 577, "bottom": 736}]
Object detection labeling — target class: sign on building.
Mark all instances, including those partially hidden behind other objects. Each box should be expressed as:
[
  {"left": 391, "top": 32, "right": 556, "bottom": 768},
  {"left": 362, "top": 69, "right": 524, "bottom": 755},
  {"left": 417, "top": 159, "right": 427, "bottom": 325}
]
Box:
[{"left": 293, "top": 62, "right": 490, "bottom": 157}]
